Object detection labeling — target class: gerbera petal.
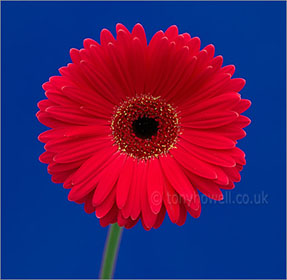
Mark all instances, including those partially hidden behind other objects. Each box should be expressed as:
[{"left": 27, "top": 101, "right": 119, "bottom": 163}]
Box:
[
  {"left": 177, "top": 202, "right": 188, "bottom": 225},
  {"left": 170, "top": 147, "right": 217, "bottom": 179},
  {"left": 165, "top": 25, "right": 178, "bottom": 40},
  {"left": 48, "top": 161, "right": 84, "bottom": 173},
  {"left": 99, "top": 205, "right": 118, "bottom": 227},
  {"left": 163, "top": 180, "right": 180, "bottom": 224},
  {"left": 83, "top": 192, "right": 96, "bottom": 214},
  {"left": 210, "top": 55, "right": 223, "bottom": 70},
  {"left": 116, "top": 156, "right": 135, "bottom": 209},
  {"left": 36, "top": 111, "right": 71, "bottom": 128},
  {"left": 145, "top": 37, "right": 169, "bottom": 94},
  {"left": 180, "top": 92, "right": 241, "bottom": 116},
  {"left": 116, "top": 23, "right": 131, "bottom": 36},
  {"left": 160, "top": 156, "right": 200, "bottom": 211},
  {"left": 117, "top": 211, "right": 129, "bottom": 227},
  {"left": 140, "top": 163, "right": 157, "bottom": 229},
  {"left": 107, "top": 43, "right": 135, "bottom": 97},
  {"left": 224, "top": 78, "right": 246, "bottom": 92},
  {"left": 186, "top": 171, "right": 223, "bottom": 201},
  {"left": 125, "top": 218, "right": 139, "bottom": 229},
  {"left": 233, "top": 99, "right": 251, "bottom": 114},
  {"left": 230, "top": 147, "right": 246, "bottom": 165},
  {"left": 132, "top": 23, "right": 147, "bottom": 46},
  {"left": 212, "top": 165, "right": 230, "bottom": 186},
  {"left": 79, "top": 60, "right": 121, "bottom": 104},
  {"left": 120, "top": 161, "right": 146, "bottom": 220},
  {"left": 186, "top": 37, "right": 201, "bottom": 56},
  {"left": 234, "top": 115, "right": 251, "bottom": 128},
  {"left": 178, "top": 140, "right": 236, "bottom": 167},
  {"left": 51, "top": 170, "right": 76, "bottom": 184},
  {"left": 71, "top": 145, "right": 117, "bottom": 185},
  {"left": 158, "top": 46, "right": 191, "bottom": 100},
  {"left": 42, "top": 81, "right": 55, "bottom": 91},
  {"left": 180, "top": 129, "right": 236, "bottom": 149},
  {"left": 203, "top": 44, "right": 215, "bottom": 61},
  {"left": 39, "top": 126, "right": 110, "bottom": 144},
  {"left": 37, "top": 99, "right": 55, "bottom": 111},
  {"left": 100, "top": 28, "right": 116, "bottom": 45},
  {"left": 222, "top": 166, "right": 241, "bottom": 182},
  {"left": 130, "top": 161, "right": 146, "bottom": 220},
  {"left": 130, "top": 37, "right": 146, "bottom": 94},
  {"left": 220, "top": 181, "right": 235, "bottom": 190},
  {"left": 92, "top": 154, "right": 126, "bottom": 207},
  {"left": 182, "top": 111, "right": 239, "bottom": 129},
  {"left": 147, "top": 159, "right": 163, "bottom": 214},
  {"left": 83, "top": 37, "right": 99, "bottom": 48},
  {"left": 120, "top": 164, "right": 137, "bottom": 219},
  {"left": 45, "top": 90, "right": 76, "bottom": 107},
  {"left": 181, "top": 33, "right": 191, "bottom": 42},
  {"left": 69, "top": 48, "right": 81, "bottom": 64},
  {"left": 182, "top": 73, "right": 232, "bottom": 106},
  {"left": 205, "top": 125, "right": 246, "bottom": 141},
  {"left": 45, "top": 105, "right": 100, "bottom": 125},
  {"left": 174, "top": 34, "right": 186, "bottom": 49},
  {"left": 221, "top": 65, "right": 235, "bottom": 76},
  {"left": 95, "top": 188, "right": 116, "bottom": 219},
  {"left": 52, "top": 139, "right": 110, "bottom": 163},
  {"left": 116, "top": 30, "right": 138, "bottom": 96},
  {"left": 185, "top": 194, "right": 201, "bottom": 219},
  {"left": 57, "top": 64, "right": 91, "bottom": 90},
  {"left": 153, "top": 206, "right": 166, "bottom": 229},
  {"left": 39, "top": 151, "right": 55, "bottom": 164},
  {"left": 61, "top": 86, "right": 114, "bottom": 114}
]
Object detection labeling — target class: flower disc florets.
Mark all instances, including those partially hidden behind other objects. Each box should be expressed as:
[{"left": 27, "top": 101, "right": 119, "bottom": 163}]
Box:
[{"left": 111, "top": 95, "right": 181, "bottom": 160}]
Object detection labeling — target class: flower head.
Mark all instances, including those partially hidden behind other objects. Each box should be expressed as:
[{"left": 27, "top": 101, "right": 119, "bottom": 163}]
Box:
[{"left": 37, "top": 24, "right": 251, "bottom": 230}]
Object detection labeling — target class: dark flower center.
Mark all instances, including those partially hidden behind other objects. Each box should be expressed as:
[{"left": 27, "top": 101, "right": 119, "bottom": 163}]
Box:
[
  {"left": 111, "top": 95, "right": 181, "bottom": 160},
  {"left": 132, "top": 117, "right": 159, "bottom": 139}
]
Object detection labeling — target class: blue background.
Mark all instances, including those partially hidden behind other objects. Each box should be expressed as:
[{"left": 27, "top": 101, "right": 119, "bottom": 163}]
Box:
[{"left": 2, "top": 1, "right": 286, "bottom": 279}]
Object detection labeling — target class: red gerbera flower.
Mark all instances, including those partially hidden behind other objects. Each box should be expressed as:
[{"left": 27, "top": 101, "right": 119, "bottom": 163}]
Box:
[{"left": 37, "top": 23, "right": 251, "bottom": 230}]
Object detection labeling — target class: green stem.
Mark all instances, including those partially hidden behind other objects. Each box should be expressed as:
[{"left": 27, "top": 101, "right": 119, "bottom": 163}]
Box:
[{"left": 99, "top": 223, "right": 123, "bottom": 279}]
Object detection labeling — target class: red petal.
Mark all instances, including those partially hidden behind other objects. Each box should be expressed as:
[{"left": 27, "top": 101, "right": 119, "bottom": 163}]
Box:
[
  {"left": 132, "top": 23, "right": 147, "bottom": 45},
  {"left": 160, "top": 156, "right": 200, "bottom": 211},
  {"left": 99, "top": 205, "right": 118, "bottom": 227},
  {"left": 181, "top": 92, "right": 241, "bottom": 116},
  {"left": 178, "top": 140, "right": 236, "bottom": 168},
  {"left": 84, "top": 192, "right": 96, "bottom": 214},
  {"left": 39, "top": 151, "right": 54, "bottom": 164},
  {"left": 180, "top": 129, "right": 236, "bottom": 149},
  {"left": 100, "top": 28, "right": 116, "bottom": 45},
  {"left": 92, "top": 154, "right": 126, "bottom": 206},
  {"left": 165, "top": 25, "right": 178, "bottom": 40},
  {"left": 147, "top": 159, "right": 163, "bottom": 214},
  {"left": 116, "top": 157, "right": 135, "bottom": 209},
  {"left": 222, "top": 166, "right": 241, "bottom": 182},
  {"left": 182, "top": 111, "right": 239, "bottom": 129},
  {"left": 177, "top": 202, "right": 188, "bottom": 225},
  {"left": 153, "top": 206, "right": 166, "bottom": 229},
  {"left": 171, "top": 147, "right": 217, "bottom": 179},
  {"left": 71, "top": 145, "right": 117, "bottom": 185},
  {"left": 52, "top": 139, "right": 109, "bottom": 163},
  {"left": 140, "top": 163, "right": 157, "bottom": 229},
  {"left": 186, "top": 172, "right": 223, "bottom": 201},
  {"left": 233, "top": 99, "right": 251, "bottom": 114},
  {"left": 163, "top": 180, "right": 180, "bottom": 224},
  {"left": 96, "top": 188, "right": 116, "bottom": 218},
  {"left": 130, "top": 161, "right": 147, "bottom": 220}
]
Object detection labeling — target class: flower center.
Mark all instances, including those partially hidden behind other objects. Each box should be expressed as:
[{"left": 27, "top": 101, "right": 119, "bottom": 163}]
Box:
[
  {"left": 132, "top": 117, "right": 159, "bottom": 139},
  {"left": 111, "top": 95, "right": 180, "bottom": 160}
]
